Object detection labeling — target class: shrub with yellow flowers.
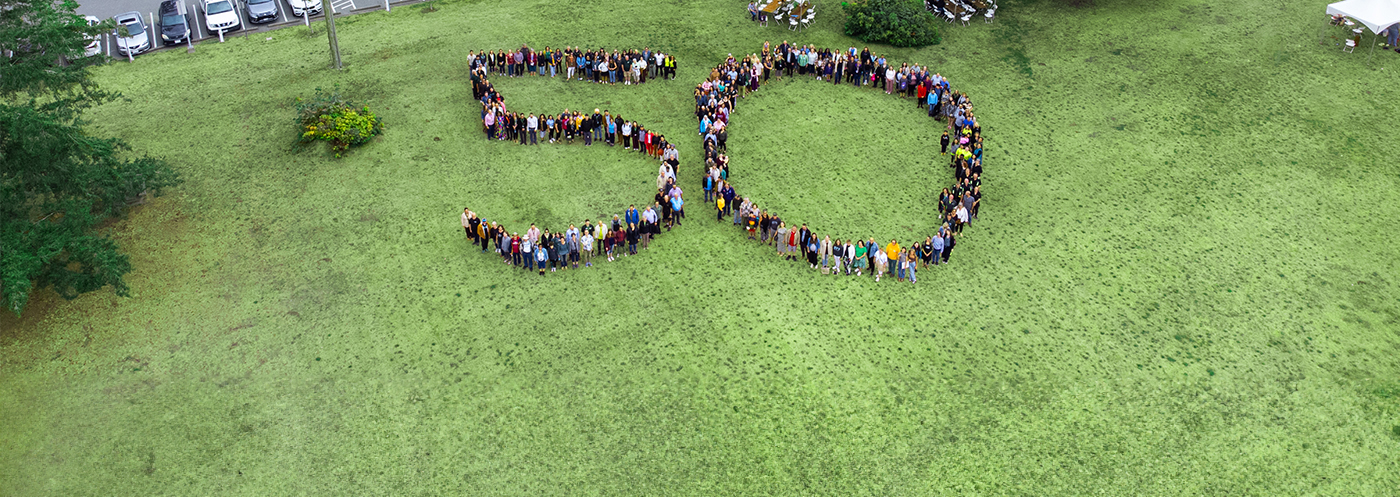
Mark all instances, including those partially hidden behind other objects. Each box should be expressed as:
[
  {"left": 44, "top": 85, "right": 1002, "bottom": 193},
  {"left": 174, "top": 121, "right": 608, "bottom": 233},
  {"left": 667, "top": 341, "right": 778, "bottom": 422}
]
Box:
[{"left": 295, "top": 87, "right": 385, "bottom": 157}]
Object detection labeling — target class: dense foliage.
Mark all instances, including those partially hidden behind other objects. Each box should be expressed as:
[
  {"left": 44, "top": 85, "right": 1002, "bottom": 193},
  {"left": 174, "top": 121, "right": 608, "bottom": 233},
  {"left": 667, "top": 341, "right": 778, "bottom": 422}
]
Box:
[
  {"left": 841, "top": 0, "right": 942, "bottom": 47},
  {"left": 0, "top": 0, "right": 180, "bottom": 315},
  {"left": 295, "top": 88, "right": 384, "bottom": 157}
]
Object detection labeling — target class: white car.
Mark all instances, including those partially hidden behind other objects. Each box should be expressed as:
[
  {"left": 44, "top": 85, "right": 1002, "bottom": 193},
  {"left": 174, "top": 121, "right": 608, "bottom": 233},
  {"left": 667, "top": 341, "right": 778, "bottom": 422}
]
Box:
[
  {"left": 288, "top": 0, "right": 323, "bottom": 17},
  {"left": 83, "top": 15, "right": 101, "bottom": 57},
  {"left": 203, "top": 0, "right": 242, "bottom": 32}
]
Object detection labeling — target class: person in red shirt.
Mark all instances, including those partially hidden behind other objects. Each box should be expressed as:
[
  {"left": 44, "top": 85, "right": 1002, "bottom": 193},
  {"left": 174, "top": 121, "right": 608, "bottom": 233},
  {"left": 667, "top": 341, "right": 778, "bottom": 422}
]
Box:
[{"left": 916, "top": 81, "right": 928, "bottom": 109}]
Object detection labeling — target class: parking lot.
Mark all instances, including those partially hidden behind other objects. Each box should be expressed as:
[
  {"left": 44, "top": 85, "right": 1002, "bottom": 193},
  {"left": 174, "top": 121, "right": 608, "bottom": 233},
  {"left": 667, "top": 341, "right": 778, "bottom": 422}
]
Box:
[{"left": 79, "top": 0, "right": 414, "bottom": 59}]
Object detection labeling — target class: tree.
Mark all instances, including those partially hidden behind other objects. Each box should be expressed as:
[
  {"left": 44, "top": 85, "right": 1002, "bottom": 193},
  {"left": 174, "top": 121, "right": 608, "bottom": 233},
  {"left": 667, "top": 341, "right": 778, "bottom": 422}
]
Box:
[
  {"left": 1, "top": 0, "right": 180, "bottom": 316},
  {"left": 841, "top": 0, "right": 942, "bottom": 48}
]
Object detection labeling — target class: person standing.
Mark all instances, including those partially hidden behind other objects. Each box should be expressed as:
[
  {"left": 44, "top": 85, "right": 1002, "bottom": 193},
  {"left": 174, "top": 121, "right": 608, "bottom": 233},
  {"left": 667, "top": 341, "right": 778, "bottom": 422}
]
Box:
[
  {"left": 521, "top": 235, "right": 534, "bottom": 271},
  {"left": 536, "top": 243, "right": 548, "bottom": 276},
  {"left": 670, "top": 193, "right": 684, "bottom": 227},
  {"left": 566, "top": 226, "right": 580, "bottom": 269},
  {"left": 942, "top": 232, "right": 955, "bottom": 264},
  {"left": 873, "top": 244, "right": 888, "bottom": 281},
  {"left": 606, "top": 113, "right": 616, "bottom": 145},
  {"left": 787, "top": 227, "right": 801, "bottom": 261},
  {"left": 906, "top": 252, "right": 917, "bottom": 284},
  {"left": 526, "top": 114, "right": 539, "bottom": 145},
  {"left": 510, "top": 232, "right": 522, "bottom": 266},
  {"left": 461, "top": 208, "right": 477, "bottom": 240},
  {"left": 819, "top": 235, "right": 833, "bottom": 272},
  {"left": 929, "top": 233, "right": 944, "bottom": 266},
  {"left": 884, "top": 239, "right": 901, "bottom": 279},
  {"left": 580, "top": 229, "right": 595, "bottom": 267},
  {"left": 852, "top": 240, "right": 866, "bottom": 276},
  {"left": 641, "top": 205, "right": 657, "bottom": 248},
  {"left": 866, "top": 237, "right": 878, "bottom": 273},
  {"left": 830, "top": 238, "right": 844, "bottom": 275},
  {"left": 613, "top": 225, "right": 627, "bottom": 257},
  {"left": 476, "top": 219, "right": 489, "bottom": 252},
  {"left": 626, "top": 223, "right": 640, "bottom": 255}
]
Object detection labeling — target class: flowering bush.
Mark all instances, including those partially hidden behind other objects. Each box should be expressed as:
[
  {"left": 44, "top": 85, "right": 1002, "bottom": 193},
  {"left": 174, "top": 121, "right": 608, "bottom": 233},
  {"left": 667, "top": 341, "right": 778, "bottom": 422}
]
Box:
[{"left": 295, "top": 88, "right": 384, "bottom": 157}]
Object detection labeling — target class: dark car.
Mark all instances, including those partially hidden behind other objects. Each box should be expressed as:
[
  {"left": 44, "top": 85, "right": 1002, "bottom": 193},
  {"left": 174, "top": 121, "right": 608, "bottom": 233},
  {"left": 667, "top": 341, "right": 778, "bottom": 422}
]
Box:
[
  {"left": 157, "top": 0, "right": 190, "bottom": 46},
  {"left": 246, "top": 0, "right": 279, "bottom": 23}
]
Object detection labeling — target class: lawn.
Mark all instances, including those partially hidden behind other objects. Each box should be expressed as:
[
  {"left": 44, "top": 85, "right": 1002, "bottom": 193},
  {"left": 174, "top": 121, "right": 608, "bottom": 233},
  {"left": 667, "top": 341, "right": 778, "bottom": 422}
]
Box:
[{"left": 2, "top": 0, "right": 1399, "bottom": 494}]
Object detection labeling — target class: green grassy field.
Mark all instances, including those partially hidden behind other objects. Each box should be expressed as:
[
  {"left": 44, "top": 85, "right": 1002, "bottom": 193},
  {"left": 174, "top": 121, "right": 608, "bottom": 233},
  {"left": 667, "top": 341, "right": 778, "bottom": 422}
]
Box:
[{"left": 3, "top": 0, "right": 1399, "bottom": 494}]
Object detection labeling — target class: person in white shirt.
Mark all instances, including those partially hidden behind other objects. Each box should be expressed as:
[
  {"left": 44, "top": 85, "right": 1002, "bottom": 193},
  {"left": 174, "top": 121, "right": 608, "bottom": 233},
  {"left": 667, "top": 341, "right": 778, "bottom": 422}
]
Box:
[
  {"left": 526, "top": 114, "right": 539, "bottom": 145},
  {"left": 580, "top": 231, "right": 595, "bottom": 267},
  {"left": 873, "top": 248, "right": 888, "bottom": 282}
]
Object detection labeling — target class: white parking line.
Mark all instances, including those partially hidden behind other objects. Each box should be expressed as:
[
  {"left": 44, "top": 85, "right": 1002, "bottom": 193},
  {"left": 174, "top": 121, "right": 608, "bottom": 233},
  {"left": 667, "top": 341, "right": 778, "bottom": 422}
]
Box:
[
  {"left": 191, "top": 5, "right": 204, "bottom": 40},
  {"left": 331, "top": 0, "right": 353, "bottom": 13},
  {"left": 236, "top": 1, "right": 248, "bottom": 31}
]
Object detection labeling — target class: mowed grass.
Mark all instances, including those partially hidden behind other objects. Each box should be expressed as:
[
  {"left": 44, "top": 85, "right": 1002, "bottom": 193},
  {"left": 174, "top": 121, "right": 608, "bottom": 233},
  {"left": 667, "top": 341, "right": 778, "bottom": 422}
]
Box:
[{"left": 2, "top": 0, "right": 1399, "bottom": 494}]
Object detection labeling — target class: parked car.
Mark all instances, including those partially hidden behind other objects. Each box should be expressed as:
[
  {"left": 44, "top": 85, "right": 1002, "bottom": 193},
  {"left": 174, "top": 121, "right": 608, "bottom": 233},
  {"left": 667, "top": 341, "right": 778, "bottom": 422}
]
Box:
[
  {"left": 83, "top": 15, "right": 102, "bottom": 57},
  {"left": 112, "top": 11, "right": 150, "bottom": 56},
  {"left": 246, "top": 0, "right": 279, "bottom": 23},
  {"left": 287, "top": 0, "right": 322, "bottom": 17},
  {"left": 203, "top": 0, "right": 241, "bottom": 33},
  {"left": 157, "top": 1, "right": 190, "bottom": 46}
]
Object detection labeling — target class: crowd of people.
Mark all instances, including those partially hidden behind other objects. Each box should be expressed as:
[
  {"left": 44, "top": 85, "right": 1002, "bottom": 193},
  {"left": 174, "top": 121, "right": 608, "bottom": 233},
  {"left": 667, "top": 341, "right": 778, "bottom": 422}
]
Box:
[
  {"left": 464, "top": 46, "right": 687, "bottom": 276},
  {"left": 692, "top": 42, "right": 986, "bottom": 283},
  {"left": 466, "top": 46, "right": 677, "bottom": 83}
]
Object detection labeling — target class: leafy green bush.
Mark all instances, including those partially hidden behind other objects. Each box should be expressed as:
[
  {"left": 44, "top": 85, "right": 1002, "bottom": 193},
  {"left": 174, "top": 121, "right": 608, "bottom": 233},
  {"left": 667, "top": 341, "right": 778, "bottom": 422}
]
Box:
[
  {"left": 841, "top": 0, "right": 942, "bottom": 48},
  {"left": 295, "top": 88, "right": 384, "bottom": 157}
]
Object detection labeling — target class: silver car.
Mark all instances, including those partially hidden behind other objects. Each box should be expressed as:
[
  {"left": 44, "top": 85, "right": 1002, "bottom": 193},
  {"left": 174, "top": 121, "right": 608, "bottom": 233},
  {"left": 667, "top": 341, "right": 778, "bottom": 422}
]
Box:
[{"left": 112, "top": 11, "right": 151, "bottom": 56}]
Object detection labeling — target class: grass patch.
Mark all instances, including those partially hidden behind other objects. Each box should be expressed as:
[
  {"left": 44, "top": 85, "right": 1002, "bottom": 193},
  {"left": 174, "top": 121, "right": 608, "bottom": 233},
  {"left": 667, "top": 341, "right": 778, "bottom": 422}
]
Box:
[{"left": 0, "top": 0, "right": 1398, "bottom": 494}]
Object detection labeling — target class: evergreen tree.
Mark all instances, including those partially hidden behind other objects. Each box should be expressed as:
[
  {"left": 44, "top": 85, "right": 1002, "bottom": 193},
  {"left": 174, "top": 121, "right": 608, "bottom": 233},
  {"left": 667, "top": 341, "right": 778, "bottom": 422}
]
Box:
[{"left": 1, "top": 0, "right": 180, "bottom": 315}]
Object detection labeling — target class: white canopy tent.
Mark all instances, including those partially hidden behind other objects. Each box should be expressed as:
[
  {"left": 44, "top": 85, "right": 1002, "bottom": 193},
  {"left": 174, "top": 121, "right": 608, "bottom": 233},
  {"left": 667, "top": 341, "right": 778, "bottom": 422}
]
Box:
[
  {"left": 1326, "top": 0, "right": 1400, "bottom": 64},
  {"left": 1327, "top": 0, "right": 1400, "bottom": 34}
]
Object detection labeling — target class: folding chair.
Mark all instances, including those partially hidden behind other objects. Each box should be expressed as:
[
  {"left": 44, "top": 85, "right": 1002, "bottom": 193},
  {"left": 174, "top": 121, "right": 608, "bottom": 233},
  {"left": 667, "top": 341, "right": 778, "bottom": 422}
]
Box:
[
  {"left": 984, "top": 6, "right": 996, "bottom": 23},
  {"left": 801, "top": 15, "right": 813, "bottom": 30},
  {"left": 960, "top": 12, "right": 972, "bottom": 26},
  {"left": 1344, "top": 38, "right": 1357, "bottom": 52},
  {"left": 944, "top": 10, "right": 956, "bottom": 23},
  {"left": 790, "top": 17, "right": 799, "bottom": 30}
]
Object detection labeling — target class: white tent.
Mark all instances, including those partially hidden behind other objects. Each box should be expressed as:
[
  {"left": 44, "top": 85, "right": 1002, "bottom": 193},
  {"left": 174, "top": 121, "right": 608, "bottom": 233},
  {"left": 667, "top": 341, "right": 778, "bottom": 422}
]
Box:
[{"left": 1327, "top": 0, "right": 1400, "bottom": 34}]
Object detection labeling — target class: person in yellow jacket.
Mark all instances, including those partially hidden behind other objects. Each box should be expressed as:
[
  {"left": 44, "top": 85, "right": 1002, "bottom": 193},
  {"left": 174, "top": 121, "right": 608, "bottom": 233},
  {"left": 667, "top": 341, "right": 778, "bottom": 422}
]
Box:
[
  {"left": 715, "top": 196, "right": 726, "bottom": 222},
  {"left": 885, "top": 239, "right": 901, "bottom": 278}
]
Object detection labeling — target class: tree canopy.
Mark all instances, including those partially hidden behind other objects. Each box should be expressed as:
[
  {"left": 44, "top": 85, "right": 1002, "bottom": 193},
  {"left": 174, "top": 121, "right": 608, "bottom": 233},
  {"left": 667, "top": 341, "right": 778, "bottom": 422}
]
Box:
[
  {"left": 1, "top": 0, "right": 180, "bottom": 315},
  {"left": 841, "top": 0, "right": 943, "bottom": 48}
]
